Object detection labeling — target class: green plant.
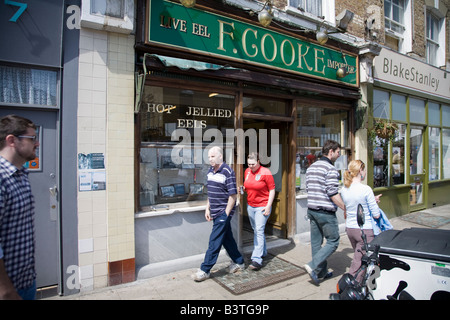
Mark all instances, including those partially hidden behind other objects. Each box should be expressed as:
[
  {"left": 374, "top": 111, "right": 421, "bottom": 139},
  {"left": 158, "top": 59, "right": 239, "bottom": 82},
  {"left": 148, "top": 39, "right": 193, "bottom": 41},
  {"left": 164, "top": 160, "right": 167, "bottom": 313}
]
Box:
[{"left": 368, "top": 118, "right": 398, "bottom": 144}]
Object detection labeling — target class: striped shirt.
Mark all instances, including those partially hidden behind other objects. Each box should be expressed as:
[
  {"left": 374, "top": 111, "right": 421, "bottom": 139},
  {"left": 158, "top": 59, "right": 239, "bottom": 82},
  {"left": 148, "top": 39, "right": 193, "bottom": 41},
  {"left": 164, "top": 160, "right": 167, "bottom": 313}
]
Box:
[
  {"left": 0, "top": 156, "right": 36, "bottom": 290},
  {"left": 305, "top": 157, "right": 340, "bottom": 213},
  {"left": 206, "top": 162, "right": 237, "bottom": 219}
]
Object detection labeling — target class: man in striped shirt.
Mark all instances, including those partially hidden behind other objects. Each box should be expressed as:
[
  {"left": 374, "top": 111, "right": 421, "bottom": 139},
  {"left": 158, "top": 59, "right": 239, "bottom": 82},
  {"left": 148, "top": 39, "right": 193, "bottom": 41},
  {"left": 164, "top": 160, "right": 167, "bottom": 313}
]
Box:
[
  {"left": 0, "top": 115, "right": 39, "bottom": 299},
  {"left": 304, "top": 140, "right": 346, "bottom": 286},
  {"left": 192, "top": 146, "right": 244, "bottom": 282}
]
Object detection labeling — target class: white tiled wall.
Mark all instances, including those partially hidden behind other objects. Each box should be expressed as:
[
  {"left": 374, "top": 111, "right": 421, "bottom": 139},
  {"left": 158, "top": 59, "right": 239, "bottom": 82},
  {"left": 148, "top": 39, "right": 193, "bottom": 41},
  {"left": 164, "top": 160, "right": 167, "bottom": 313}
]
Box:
[{"left": 77, "top": 28, "right": 135, "bottom": 291}]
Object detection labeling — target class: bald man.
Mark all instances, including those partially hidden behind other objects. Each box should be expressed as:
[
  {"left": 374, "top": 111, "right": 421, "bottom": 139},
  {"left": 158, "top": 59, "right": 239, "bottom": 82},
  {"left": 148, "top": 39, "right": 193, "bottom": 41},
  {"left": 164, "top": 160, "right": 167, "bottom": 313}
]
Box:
[{"left": 192, "top": 146, "right": 244, "bottom": 282}]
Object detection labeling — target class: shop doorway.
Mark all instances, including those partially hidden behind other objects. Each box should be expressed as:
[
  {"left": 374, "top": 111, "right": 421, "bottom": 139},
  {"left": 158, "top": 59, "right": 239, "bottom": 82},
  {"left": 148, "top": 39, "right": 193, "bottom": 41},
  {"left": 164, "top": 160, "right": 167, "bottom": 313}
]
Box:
[
  {"left": 242, "top": 118, "right": 289, "bottom": 238},
  {"left": 0, "top": 108, "right": 60, "bottom": 289}
]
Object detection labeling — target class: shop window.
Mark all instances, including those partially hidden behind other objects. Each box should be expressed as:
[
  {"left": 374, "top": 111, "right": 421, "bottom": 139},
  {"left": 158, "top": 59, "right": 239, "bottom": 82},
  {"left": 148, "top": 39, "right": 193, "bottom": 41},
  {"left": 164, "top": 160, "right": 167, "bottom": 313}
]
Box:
[
  {"left": 428, "top": 102, "right": 440, "bottom": 126},
  {"left": 392, "top": 94, "right": 406, "bottom": 121},
  {"left": 138, "top": 86, "right": 235, "bottom": 210},
  {"left": 409, "top": 98, "right": 425, "bottom": 124},
  {"left": 392, "top": 124, "right": 406, "bottom": 185},
  {"left": 373, "top": 89, "right": 407, "bottom": 187},
  {"left": 373, "top": 90, "right": 389, "bottom": 119},
  {"left": 243, "top": 96, "right": 287, "bottom": 115},
  {"left": 295, "top": 104, "right": 349, "bottom": 193},
  {"left": 442, "top": 105, "right": 450, "bottom": 127},
  {"left": 429, "top": 127, "right": 440, "bottom": 181},
  {"left": 443, "top": 129, "right": 450, "bottom": 179},
  {"left": 0, "top": 65, "right": 57, "bottom": 106}
]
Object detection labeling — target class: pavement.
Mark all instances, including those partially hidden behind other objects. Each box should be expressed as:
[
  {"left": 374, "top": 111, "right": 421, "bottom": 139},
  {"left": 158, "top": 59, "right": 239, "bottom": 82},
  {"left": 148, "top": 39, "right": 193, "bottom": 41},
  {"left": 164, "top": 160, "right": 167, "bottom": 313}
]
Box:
[{"left": 44, "top": 204, "right": 450, "bottom": 301}]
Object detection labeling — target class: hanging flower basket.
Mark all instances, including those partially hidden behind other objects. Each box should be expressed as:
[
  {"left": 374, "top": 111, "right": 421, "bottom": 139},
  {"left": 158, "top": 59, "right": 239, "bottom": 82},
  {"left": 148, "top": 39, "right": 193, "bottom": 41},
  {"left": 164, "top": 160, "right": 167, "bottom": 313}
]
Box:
[{"left": 369, "top": 119, "right": 398, "bottom": 142}]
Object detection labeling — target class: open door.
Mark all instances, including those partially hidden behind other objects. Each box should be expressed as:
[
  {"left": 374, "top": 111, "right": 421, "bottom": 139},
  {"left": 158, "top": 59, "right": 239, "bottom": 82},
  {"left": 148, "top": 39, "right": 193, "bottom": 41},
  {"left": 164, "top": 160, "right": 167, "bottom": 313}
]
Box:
[{"left": 242, "top": 119, "right": 288, "bottom": 238}]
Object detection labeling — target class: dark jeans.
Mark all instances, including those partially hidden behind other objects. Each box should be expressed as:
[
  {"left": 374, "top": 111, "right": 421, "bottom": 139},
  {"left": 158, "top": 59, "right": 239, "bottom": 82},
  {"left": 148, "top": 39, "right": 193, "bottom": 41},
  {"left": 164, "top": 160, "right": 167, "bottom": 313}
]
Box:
[
  {"left": 306, "top": 209, "right": 340, "bottom": 278},
  {"left": 200, "top": 212, "right": 244, "bottom": 273}
]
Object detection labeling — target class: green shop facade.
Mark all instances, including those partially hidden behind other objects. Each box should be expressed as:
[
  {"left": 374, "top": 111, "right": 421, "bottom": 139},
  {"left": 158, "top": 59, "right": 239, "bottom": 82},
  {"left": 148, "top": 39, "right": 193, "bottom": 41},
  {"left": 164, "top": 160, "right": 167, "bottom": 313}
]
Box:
[
  {"left": 133, "top": 0, "right": 361, "bottom": 276},
  {"left": 369, "top": 48, "right": 450, "bottom": 216}
]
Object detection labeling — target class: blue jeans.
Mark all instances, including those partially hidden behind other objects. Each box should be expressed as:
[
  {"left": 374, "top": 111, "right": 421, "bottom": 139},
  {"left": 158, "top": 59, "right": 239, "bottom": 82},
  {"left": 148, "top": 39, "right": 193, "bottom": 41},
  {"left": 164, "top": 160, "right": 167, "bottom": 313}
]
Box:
[
  {"left": 247, "top": 205, "right": 271, "bottom": 264},
  {"left": 17, "top": 280, "right": 36, "bottom": 300},
  {"left": 200, "top": 212, "right": 244, "bottom": 273},
  {"left": 306, "top": 209, "right": 340, "bottom": 278}
]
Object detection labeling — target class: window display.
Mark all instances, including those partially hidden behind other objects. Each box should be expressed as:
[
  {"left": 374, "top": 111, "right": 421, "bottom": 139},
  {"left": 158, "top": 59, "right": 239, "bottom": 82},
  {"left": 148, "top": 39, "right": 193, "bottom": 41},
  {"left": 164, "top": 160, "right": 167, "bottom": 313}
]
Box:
[
  {"left": 296, "top": 104, "right": 350, "bottom": 193},
  {"left": 138, "top": 86, "right": 235, "bottom": 210}
]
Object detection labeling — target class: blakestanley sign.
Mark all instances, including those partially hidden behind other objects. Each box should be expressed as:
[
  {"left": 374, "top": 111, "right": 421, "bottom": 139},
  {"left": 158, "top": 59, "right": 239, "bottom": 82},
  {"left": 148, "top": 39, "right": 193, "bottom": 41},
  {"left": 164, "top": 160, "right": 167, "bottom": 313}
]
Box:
[
  {"left": 373, "top": 48, "right": 450, "bottom": 99},
  {"left": 146, "top": 0, "right": 358, "bottom": 87}
]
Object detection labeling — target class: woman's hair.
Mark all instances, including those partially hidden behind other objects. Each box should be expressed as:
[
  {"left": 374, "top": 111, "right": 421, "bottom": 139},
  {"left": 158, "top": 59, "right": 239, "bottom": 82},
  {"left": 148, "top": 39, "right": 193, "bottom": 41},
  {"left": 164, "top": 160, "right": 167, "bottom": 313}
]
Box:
[
  {"left": 343, "top": 160, "right": 365, "bottom": 188},
  {"left": 247, "top": 152, "right": 259, "bottom": 162}
]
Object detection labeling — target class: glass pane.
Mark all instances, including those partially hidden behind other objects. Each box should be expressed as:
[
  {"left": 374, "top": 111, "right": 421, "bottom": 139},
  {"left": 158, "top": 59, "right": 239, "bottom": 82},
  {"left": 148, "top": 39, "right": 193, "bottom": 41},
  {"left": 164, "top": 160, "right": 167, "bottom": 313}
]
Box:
[
  {"left": 0, "top": 65, "right": 57, "bottom": 106},
  {"left": 443, "top": 129, "right": 450, "bottom": 179},
  {"left": 392, "top": 94, "right": 406, "bottom": 121},
  {"left": 243, "top": 96, "right": 287, "bottom": 115},
  {"left": 91, "top": 0, "right": 124, "bottom": 18},
  {"left": 373, "top": 136, "right": 388, "bottom": 188},
  {"left": 428, "top": 102, "right": 440, "bottom": 126},
  {"left": 410, "top": 98, "right": 425, "bottom": 124},
  {"left": 373, "top": 90, "right": 389, "bottom": 119},
  {"left": 410, "top": 127, "right": 423, "bottom": 175},
  {"left": 410, "top": 181, "right": 423, "bottom": 205},
  {"left": 296, "top": 104, "right": 349, "bottom": 193},
  {"left": 139, "top": 86, "right": 235, "bottom": 208},
  {"left": 392, "top": 124, "right": 406, "bottom": 185},
  {"left": 305, "top": 0, "right": 321, "bottom": 16},
  {"left": 443, "top": 105, "right": 450, "bottom": 127},
  {"left": 384, "top": 0, "right": 392, "bottom": 18},
  {"left": 429, "top": 127, "right": 440, "bottom": 181}
]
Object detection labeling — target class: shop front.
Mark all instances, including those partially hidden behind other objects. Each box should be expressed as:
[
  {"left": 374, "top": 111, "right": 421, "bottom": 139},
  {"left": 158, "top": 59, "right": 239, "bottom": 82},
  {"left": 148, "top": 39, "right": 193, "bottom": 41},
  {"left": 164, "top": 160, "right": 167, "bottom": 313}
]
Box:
[
  {"left": 134, "top": 0, "right": 359, "bottom": 277},
  {"left": 371, "top": 48, "right": 450, "bottom": 216}
]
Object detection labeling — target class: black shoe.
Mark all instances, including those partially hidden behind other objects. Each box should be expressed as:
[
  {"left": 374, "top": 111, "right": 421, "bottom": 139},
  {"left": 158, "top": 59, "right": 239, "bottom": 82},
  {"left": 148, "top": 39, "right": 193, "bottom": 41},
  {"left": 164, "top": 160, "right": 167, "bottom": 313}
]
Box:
[{"left": 249, "top": 261, "right": 262, "bottom": 271}]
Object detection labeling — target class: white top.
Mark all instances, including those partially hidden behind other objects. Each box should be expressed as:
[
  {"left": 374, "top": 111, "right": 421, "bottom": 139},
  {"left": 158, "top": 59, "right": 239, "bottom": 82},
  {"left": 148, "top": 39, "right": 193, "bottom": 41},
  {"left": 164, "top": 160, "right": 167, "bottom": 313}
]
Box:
[{"left": 340, "top": 182, "right": 380, "bottom": 229}]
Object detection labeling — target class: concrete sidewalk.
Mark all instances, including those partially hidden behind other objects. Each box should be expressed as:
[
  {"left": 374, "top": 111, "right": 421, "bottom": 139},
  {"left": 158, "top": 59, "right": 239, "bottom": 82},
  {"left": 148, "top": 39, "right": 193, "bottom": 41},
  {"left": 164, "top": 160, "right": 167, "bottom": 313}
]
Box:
[{"left": 45, "top": 204, "right": 450, "bottom": 300}]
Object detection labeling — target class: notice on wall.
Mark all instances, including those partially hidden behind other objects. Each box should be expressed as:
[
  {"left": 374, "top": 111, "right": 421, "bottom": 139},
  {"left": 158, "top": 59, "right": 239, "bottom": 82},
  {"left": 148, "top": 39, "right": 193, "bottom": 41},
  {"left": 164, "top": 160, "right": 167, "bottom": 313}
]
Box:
[{"left": 78, "top": 153, "right": 106, "bottom": 191}]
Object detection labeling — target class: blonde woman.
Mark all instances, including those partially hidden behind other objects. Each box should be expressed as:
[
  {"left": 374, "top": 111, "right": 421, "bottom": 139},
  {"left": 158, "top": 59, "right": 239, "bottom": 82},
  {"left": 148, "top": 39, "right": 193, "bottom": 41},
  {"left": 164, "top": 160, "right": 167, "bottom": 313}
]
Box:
[{"left": 340, "top": 160, "right": 381, "bottom": 281}]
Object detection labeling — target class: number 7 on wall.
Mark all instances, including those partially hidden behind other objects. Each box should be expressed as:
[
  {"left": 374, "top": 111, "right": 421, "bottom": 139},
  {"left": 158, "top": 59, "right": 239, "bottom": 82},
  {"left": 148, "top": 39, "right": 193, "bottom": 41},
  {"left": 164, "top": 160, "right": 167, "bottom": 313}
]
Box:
[{"left": 5, "top": 0, "right": 27, "bottom": 22}]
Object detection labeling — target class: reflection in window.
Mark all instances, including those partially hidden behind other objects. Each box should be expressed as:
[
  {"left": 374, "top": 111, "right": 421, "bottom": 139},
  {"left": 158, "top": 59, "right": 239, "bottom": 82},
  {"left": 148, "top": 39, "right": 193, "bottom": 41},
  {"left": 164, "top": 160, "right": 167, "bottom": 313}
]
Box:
[
  {"left": 410, "top": 127, "right": 423, "bottom": 175},
  {"left": 296, "top": 105, "right": 349, "bottom": 193},
  {"left": 392, "top": 124, "right": 406, "bottom": 185},
  {"left": 373, "top": 90, "right": 389, "bottom": 119},
  {"left": 243, "top": 96, "right": 286, "bottom": 115},
  {"left": 429, "top": 127, "right": 440, "bottom": 181},
  {"left": 443, "top": 129, "right": 450, "bottom": 179},
  {"left": 139, "top": 86, "right": 235, "bottom": 209}
]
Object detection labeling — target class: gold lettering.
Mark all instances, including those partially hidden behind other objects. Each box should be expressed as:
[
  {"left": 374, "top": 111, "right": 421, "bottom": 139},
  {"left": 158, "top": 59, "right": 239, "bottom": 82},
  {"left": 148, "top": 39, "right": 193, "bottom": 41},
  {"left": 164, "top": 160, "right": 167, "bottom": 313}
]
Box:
[
  {"left": 192, "top": 23, "right": 210, "bottom": 38},
  {"left": 242, "top": 28, "right": 258, "bottom": 58},
  {"left": 280, "top": 39, "right": 295, "bottom": 66},
  {"left": 297, "top": 43, "right": 312, "bottom": 71},
  {"left": 217, "top": 20, "right": 234, "bottom": 52},
  {"left": 261, "top": 33, "right": 276, "bottom": 62},
  {"left": 314, "top": 48, "right": 325, "bottom": 75}
]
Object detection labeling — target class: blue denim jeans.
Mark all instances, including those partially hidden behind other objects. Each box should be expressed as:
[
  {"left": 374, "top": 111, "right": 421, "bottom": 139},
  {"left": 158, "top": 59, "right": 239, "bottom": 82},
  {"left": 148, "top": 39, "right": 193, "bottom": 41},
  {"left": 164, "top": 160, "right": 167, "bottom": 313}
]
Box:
[
  {"left": 200, "top": 212, "right": 244, "bottom": 273},
  {"left": 306, "top": 209, "right": 340, "bottom": 278},
  {"left": 17, "top": 280, "right": 36, "bottom": 300},
  {"left": 247, "top": 205, "right": 271, "bottom": 264}
]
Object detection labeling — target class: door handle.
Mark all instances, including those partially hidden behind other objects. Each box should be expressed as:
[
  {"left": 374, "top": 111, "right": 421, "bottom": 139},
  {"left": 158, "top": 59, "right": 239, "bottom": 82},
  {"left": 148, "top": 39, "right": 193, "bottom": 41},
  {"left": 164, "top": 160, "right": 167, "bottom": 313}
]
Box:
[
  {"left": 49, "top": 186, "right": 58, "bottom": 197},
  {"left": 49, "top": 186, "right": 58, "bottom": 221}
]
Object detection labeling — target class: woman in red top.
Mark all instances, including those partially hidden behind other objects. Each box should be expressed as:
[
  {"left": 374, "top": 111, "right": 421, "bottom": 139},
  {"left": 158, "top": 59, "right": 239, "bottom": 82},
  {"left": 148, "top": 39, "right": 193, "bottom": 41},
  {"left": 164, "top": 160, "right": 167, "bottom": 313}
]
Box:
[{"left": 243, "top": 152, "right": 275, "bottom": 270}]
